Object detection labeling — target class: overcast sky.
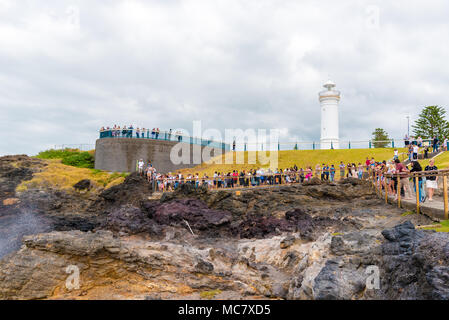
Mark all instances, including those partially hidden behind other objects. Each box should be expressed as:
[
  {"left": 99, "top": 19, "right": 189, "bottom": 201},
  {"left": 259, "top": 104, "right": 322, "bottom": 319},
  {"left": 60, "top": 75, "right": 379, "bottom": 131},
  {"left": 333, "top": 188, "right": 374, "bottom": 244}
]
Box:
[{"left": 1, "top": 0, "right": 449, "bottom": 155}]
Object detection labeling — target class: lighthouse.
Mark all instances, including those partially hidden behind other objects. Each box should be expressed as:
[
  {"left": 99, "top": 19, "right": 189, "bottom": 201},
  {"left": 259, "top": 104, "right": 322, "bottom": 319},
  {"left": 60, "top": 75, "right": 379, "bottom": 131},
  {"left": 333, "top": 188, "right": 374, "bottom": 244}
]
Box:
[{"left": 319, "top": 79, "right": 340, "bottom": 149}]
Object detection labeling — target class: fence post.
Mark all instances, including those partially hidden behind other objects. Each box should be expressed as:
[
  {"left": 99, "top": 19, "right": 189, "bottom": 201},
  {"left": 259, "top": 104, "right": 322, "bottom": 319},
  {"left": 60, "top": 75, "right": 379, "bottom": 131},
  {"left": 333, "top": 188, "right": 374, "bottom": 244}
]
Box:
[
  {"left": 378, "top": 174, "right": 382, "bottom": 195},
  {"left": 415, "top": 175, "right": 420, "bottom": 214},
  {"left": 369, "top": 141, "right": 372, "bottom": 149},
  {"left": 397, "top": 174, "right": 401, "bottom": 208},
  {"left": 392, "top": 139, "right": 395, "bottom": 148},
  {"left": 444, "top": 175, "right": 448, "bottom": 220},
  {"left": 313, "top": 142, "right": 315, "bottom": 150},
  {"left": 349, "top": 141, "right": 351, "bottom": 149}
]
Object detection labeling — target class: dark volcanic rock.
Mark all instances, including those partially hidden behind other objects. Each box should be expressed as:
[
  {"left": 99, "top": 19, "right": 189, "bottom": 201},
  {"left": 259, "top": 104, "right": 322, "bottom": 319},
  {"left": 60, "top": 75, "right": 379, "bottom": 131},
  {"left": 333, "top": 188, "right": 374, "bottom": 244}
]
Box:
[
  {"left": 100, "top": 173, "right": 151, "bottom": 205},
  {"left": 101, "top": 204, "right": 161, "bottom": 235},
  {"left": 380, "top": 222, "right": 449, "bottom": 299},
  {"left": 73, "top": 179, "right": 91, "bottom": 191},
  {"left": 236, "top": 215, "right": 292, "bottom": 239},
  {"left": 153, "top": 199, "right": 232, "bottom": 233}
]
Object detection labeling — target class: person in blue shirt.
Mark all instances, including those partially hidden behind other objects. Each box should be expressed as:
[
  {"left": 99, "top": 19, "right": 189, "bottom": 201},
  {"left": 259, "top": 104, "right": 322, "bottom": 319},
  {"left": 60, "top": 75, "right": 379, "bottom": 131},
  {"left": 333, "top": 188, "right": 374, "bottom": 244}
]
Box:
[{"left": 330, "top": 165, "right": 336, "bottom": 182}]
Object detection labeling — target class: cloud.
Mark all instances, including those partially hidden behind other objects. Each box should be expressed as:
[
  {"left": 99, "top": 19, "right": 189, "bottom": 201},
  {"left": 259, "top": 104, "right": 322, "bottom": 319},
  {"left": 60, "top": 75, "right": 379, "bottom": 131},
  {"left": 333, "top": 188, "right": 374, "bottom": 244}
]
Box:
[{"left": 1, "top": 0, "right": 449, "bottom": 155}]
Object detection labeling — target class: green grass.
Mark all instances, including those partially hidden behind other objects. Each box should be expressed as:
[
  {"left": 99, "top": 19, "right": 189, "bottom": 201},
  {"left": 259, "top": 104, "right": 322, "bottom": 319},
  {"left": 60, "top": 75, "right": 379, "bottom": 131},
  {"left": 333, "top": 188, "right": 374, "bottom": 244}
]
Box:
[
  {"left": 422, "top": 220, "right": 449, "bottom": 232},
  {"left": 35, "top": 149, "right": 95, "bottom": 169},
  {"left": 401, "top": 211, "right": 415, "bottom": 217},
  {"left": 180, "top": 148, "right": 406, "bottom": 176},
  {"left": 430, "top": 151, "right": 449, "bottom": 168}
]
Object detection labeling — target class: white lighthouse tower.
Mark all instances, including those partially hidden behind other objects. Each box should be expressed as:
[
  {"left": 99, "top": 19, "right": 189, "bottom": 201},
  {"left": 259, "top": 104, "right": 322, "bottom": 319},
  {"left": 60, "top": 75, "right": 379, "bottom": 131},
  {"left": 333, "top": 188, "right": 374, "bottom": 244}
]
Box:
[{"left": 319, "top": 79, "right": 340, "bottom": 149}]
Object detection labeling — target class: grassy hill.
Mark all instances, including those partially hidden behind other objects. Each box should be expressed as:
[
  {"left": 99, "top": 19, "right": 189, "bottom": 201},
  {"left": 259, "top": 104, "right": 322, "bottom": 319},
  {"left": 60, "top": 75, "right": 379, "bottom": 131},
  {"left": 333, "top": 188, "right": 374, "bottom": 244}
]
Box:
[
  {"left": 179, "top": 148, "right": 407, "bottom": 176},
  {"left": 16, "top": 149, "right": 128, "bottom": 192},
  {"left": 430, "top": 152, "right": 449, "bottom": 168}
]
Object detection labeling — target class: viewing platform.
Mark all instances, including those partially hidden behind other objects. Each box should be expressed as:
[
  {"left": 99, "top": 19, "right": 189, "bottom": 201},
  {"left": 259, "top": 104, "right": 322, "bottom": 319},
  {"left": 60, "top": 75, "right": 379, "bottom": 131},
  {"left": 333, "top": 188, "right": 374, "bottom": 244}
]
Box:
[{"left": 99, "top": 128, "right": 230, "bottom": 151}]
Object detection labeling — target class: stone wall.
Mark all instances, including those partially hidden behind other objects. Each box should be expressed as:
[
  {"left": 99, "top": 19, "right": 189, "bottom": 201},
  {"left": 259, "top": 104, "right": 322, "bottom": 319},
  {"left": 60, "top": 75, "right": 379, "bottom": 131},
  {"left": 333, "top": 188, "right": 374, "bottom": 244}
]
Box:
[{"left": 95, "top": 138, "right": 224, "bottom": 173}]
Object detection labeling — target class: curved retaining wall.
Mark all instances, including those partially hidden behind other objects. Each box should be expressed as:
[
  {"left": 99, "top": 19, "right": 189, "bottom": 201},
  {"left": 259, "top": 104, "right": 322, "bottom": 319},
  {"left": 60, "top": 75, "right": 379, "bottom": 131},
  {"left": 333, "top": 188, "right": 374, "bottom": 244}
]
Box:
[{"left": 95, "top": 138, "right": 224, "bottom": 173}]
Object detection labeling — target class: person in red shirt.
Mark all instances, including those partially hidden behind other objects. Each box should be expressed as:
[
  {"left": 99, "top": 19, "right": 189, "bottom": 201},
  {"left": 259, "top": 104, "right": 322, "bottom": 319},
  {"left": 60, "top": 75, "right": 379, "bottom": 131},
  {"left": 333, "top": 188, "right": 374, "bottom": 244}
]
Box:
[
  {"left": 394, "top": 158, "right": 412, "bottom": 200},
  {"left": 365, "top": 157, "right": 370, "bottom": 171}
]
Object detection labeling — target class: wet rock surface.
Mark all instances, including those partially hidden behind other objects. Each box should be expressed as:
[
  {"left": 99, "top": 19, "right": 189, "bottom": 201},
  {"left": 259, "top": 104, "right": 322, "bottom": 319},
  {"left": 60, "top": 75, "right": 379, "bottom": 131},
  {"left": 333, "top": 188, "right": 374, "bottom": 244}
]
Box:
[{"left": 1, "top": 155, "right": 448, "bottom": 300}]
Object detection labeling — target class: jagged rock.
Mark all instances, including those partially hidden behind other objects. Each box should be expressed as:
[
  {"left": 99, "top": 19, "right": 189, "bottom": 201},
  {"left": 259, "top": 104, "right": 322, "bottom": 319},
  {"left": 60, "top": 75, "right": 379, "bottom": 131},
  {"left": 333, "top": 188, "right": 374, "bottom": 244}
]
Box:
[
  {"left": 100, "top": 204, "right": 161, "bottom": 235},
  {"left": 73, "top": 179, "right": 91, "bottom": 191},
  {"left": 379, "top": 222, "right": 449, "bottom": 299},
  {"left": 2, "top": 155, "right": 449, "bottom": 300},
  {"left": 280, "top": 235, "right": 296, "bottom": 249}
]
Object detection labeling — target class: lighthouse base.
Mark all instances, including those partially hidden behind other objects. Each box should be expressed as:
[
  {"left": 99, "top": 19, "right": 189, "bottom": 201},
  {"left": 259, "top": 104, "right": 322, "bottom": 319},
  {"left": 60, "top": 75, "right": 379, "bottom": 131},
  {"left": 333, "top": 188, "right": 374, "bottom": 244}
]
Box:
[{"left": 320, "top": 139, "right": 339, "bottom": 150}]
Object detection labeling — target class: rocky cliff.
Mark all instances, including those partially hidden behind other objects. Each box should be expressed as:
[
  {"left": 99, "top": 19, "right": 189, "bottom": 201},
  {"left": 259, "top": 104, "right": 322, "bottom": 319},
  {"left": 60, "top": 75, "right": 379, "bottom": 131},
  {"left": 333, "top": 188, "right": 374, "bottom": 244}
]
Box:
[{"left": 0, "top": 155, "right": 448, "bottom": 300}]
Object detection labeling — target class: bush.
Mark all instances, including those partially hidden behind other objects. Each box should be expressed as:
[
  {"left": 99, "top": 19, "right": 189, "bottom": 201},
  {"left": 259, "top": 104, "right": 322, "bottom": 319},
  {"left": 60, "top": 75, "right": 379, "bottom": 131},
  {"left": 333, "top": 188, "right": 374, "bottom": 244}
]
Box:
[
  {"left": 35, "top": 149, "right": 95, "bottom": 169},
  {"left": 61, "top": 152, "right": 95, "bottom": 168}
]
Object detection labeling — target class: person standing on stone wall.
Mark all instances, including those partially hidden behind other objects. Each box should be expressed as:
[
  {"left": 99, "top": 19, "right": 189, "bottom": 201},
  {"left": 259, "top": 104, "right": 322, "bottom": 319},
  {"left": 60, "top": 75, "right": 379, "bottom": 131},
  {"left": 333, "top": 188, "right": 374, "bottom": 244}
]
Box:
[{"left": 138, "top": 159, "right": 144, "bottom": 175}]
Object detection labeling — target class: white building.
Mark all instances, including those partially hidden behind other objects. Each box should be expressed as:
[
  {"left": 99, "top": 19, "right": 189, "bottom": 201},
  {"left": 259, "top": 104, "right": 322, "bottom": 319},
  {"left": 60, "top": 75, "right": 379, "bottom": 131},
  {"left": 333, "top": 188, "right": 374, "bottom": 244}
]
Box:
[{"left": 319, "top": 79, "right": 340, "bottom": 149}]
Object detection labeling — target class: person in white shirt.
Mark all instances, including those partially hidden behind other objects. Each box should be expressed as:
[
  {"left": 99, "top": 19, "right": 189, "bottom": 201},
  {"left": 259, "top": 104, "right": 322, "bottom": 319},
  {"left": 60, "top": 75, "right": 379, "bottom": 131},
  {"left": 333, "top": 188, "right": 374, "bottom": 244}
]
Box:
[
  {"left": 412, "top": 144, "right": 419, "bottom": 160},
  {"left": 138, "top": 159, "right": 144, "bottom": 175}
]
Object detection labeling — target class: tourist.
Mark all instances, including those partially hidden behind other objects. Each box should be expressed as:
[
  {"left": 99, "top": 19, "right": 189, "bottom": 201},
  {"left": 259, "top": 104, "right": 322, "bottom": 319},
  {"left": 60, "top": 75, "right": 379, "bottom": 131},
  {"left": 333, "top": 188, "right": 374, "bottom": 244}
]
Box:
[
  {"left": 347, "top": 163, "right": 352, "bottom": 178},
  {"left": 395, "top": 158, "right": 412, "bottom": 200},
  {"left": 404, "top": 134, "right": 410, "bottom": 146},
  {"left": 357, "top": 163, "right": 363, "bottom": 179},
  {"left": 432, "top": 136, "right": 439, "bottom": 152},
  {"left": 351, "top": 163, "right": 357, "bottom": 178},
  {"left": 365, "top": 157, "right": 370, "bottom": 171},
  {"left": 136, "top": 127, "right": 140, "bottom": 138},
  {"left": 407, "top": 144, "right": 413, "bottom": 161},
  {"left": 151, "top": 128, "right": 156, "bottom": 139},
  {"left": 425, "top": 159, "right": 438, "bottom": 201},
  {"left": 305, "top": 167, "right": 313, "bottom": 181},
  {"left": 393, "top": 149, "right": 399, "bottom": 160},
  {"left": 137, "top": 159, "right": 144, "bottom": 176},
  {"left": 386, "top": 161, "right": 395, "bottom": 195},
  {"left": 410, "top": 160, "right": 425, "bottom": 202},
  {"left": 329, "top": 165, "right": 335, "bottom": 182},
  {"left": 315, "top": 164, "right": 322, "bottom": 180},
  {"left": 339, "top": 161, "right": 345, "bottom": 180},
  {"left": 417, "top": 136, "right": 423, "bottom": 147},
  {"left": 321, "top": 164, "right": 327, "bottom": 180},
  {"left": 412, "top": 143, "right": 419, "bottom": 160}
]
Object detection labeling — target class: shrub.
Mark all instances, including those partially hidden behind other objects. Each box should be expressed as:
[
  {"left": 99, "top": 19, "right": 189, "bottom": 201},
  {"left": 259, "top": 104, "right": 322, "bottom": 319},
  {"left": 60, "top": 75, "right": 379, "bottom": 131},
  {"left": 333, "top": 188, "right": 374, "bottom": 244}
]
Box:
[
  {"left": 35, "top": 149, "right": 95, "bottom": 169},
  {"left": 61, "top": 152, "right": 95, "bottom": 169}
]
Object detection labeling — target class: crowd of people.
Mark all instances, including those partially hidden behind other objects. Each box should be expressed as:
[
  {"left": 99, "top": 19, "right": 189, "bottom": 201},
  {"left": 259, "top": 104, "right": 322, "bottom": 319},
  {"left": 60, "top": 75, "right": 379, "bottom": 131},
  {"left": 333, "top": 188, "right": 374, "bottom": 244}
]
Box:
[
  {"left": 403, "top": 135, "right": 448, "bottom": 158},
  {"left": 135, "top": 155, "right": 405, "bottom": 191},
  {"left": 99, "top": 126, "right": 185, "bottom": 141},
  {"left": 136, "top": 150, "right": 443, "bottom": 205},
  {"left": 372, "top": 158, "right": 439, "bottom": 203}
]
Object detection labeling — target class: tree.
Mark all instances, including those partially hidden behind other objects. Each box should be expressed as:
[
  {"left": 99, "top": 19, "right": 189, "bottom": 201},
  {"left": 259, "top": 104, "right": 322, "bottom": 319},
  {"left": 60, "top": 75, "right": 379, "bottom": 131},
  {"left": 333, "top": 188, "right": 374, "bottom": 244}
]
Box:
[
  {"left": 372, "top": 128, "right": 390, "bottom": 148},
  {"left": 412, "top": 105, "right": 449, "bottom": 139}
]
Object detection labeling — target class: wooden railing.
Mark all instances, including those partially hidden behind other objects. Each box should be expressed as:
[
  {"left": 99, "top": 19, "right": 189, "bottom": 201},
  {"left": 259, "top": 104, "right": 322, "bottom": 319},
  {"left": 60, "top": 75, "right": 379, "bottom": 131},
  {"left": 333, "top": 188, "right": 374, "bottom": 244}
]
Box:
[{"left": 369, "top": 167, "right": 449, "bottom": 220}]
